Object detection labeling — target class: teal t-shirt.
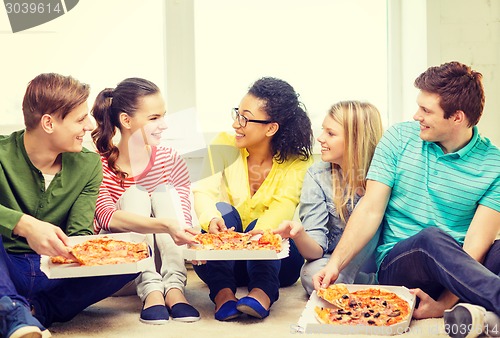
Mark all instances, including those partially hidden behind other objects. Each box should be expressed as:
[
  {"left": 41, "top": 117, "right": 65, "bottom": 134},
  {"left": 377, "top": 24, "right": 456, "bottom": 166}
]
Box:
[{"left": 367, "top": 121, "right": 500, "bottom": 267}]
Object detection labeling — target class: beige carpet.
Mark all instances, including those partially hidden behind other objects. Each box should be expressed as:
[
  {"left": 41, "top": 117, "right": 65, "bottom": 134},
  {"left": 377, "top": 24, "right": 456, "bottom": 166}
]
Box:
[{"left": 48, "top": 266, "right": 448, "bottom": 338}]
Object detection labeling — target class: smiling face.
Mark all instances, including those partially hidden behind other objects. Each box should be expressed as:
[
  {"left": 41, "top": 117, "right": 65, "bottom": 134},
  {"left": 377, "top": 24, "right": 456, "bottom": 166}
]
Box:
[
  {"left": 50, "top": 101, "right": 94, "bottom": 153},
  {"left": 317, "top": 114, "right": 345, "bottom": 166},
  {"left": 127, "top": 93, "right": 167, "bottom": 147},
  {"left": 413, "top": 90, "right": 456, "bottom": 147},
  {"left": 232, "top": 94, "right": 274, "bottom": 150}
]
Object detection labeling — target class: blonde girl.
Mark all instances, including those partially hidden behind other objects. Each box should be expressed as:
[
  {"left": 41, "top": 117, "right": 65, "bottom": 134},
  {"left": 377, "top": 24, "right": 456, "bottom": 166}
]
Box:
[{"left": 275, "top": 101, "right": 384, "bottom": 294}]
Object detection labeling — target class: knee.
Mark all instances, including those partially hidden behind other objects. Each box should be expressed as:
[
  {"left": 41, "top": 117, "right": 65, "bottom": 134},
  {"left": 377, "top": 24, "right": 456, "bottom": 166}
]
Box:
[
  {"left": 411, "top": 227, "right": 455, "bottom": 251},
  {"left": 215, "top": 202, "right": 232, "bottom": 213},
  {"left": 415, "top": 227, "right": 448, "bottom": 242},
  {"left": 299, "top": 258, "right": 328, "bottom": 291},
  {"left": 300, "top": 263, "right": 315, "bottom": 295}
]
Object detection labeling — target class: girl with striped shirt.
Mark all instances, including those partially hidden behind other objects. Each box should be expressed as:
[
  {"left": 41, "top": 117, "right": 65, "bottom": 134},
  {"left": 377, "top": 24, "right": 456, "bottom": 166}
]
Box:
[{"left": 91, "top": 78, "right": 200, "bottom": 324}]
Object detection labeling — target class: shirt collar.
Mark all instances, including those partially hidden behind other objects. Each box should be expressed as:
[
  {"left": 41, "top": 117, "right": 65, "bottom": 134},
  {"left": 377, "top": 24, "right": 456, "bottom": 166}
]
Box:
[
  {"left": 428, "top": 126, "right": 478, "bottom": 159},
  {"left": 453, "top": 125, "right": 478, "bottom": 158}
]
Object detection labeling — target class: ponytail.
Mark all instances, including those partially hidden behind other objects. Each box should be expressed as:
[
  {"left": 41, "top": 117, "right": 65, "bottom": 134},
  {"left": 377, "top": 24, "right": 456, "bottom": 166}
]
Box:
[
  {"left": 90, "top": 88, "right": 125, "bottom": 183},
  {"left": 90, "top": 78, "right": 161, "bottom": 185}
]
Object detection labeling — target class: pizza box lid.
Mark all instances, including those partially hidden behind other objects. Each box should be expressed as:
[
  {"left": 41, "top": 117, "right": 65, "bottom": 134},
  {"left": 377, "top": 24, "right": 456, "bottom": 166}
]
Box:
[
  {"left": 183, "top": 237, "right": 289, "bottom": 261},
  {"left": 40, "top": 232, "right": 153, "bottom": 279},
  {"left": 295, "top": 284, "right": 416, "bottom": 335}
]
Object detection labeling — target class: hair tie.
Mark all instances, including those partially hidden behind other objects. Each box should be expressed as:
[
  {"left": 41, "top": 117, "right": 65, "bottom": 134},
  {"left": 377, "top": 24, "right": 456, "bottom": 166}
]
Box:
[{"left": 104, "top": 89, "right": 114, "bottom": 99}]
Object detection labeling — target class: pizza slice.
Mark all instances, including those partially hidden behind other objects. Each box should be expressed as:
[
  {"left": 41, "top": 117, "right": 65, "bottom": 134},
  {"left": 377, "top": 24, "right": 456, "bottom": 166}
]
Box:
[
  {"left": 256, "top": 230, "right": 282, "bottom": 252},
  {"left": 316, "top": 284, "right": 351, "bottom": 309},
  {"left": 50, "top": 236, "right": 149, "bottom": 266}
]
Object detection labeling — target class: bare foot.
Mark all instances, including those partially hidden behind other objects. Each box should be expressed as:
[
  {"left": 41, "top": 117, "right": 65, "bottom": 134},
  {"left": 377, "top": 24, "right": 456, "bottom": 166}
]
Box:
[
  {"left": 247, "top": 288, "right": 271, "bottom": 310},
  {"left": 165, "top": 287, "right": 189, "bottom": 308},
  {"left": 143, "top": 290, "right": 165, "bottom": 309}
]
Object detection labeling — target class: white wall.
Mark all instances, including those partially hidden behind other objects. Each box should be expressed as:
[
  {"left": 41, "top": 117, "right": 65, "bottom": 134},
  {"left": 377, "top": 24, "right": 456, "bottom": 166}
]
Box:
[
  {"left": 0, "top": 0, "right": 166, "bottom": 136},
  {"left": 192, "top": 0, "right": 388, "bottom": 150},
  {"left": 1, "top": 0, "right": 498, "bottom": 148},
  {"left": 425, "top": 0, "right": 500, "bottom": 146},
  {"left": 387, "top": 0, "right": 428, "bottom": 126}
]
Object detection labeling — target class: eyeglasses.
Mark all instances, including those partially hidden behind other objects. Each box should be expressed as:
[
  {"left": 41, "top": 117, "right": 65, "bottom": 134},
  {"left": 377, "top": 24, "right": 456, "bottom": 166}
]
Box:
[{"left": 231, "top": 108, "right": 272, "bottom": 128}]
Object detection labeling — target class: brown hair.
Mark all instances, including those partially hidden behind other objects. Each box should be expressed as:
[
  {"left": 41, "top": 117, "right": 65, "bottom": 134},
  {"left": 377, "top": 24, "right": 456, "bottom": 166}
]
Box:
[
  {"left": 414, "top": 61, "right": 484, "bottom": 126},
  {"left": 91, "top": 77, "right": 160, "bottom": 184},
  {"left": 22, "top": 73, "right": 90, "bottom": 131}
]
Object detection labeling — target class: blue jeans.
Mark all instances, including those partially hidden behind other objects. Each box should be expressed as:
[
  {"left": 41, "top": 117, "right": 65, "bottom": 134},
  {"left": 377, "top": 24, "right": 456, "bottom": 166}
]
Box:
[
  {"left": 378, "top": 227, "right": 500, "bottom": 315},
  {"left": 0, "top": 236, "right": 138, "bottom": 327},
  {"left": 193, "top": 202, "right": 304, "bottom": 305}
]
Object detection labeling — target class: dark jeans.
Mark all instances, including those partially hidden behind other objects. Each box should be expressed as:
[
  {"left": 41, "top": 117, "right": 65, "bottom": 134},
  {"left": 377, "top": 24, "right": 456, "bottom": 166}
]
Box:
[
  {"left": 378, "top": 227, "right": 500, "bottom": 315},
  {"left": 193, "top": 202, "right": 304, "bottom": 305},
  {"left": 0, "top": 236, "right": 138, "bottom": 327}
]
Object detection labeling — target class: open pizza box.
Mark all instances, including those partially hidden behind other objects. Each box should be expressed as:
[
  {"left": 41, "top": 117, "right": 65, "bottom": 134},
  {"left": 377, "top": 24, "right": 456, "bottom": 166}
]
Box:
[
  {"left": 295, "top": 285, "right": 416, "bottom": 335},
  {"left": 40, "top": 232, "right": 153, "bottom": 279},
  {"left": 183, "top": 238, "right": 290, "bottom": 261}
]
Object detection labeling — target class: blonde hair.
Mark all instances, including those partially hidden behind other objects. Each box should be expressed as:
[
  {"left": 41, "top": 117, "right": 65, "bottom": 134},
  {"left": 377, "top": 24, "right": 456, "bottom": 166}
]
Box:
[{"left": 329, "top": 101, "right": 383, "bottom": 223}]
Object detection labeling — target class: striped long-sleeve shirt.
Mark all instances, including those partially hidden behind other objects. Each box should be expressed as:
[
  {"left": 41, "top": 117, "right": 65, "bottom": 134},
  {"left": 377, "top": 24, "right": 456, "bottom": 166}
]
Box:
[{"left": 94, "top": 146, "right": 192, "bottom": 233}]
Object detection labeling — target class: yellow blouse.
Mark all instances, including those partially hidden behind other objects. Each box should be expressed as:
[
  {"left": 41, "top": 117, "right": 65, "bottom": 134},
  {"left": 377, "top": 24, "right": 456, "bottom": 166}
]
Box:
[{"left": 193, "top": 132, "right": 312, "bottom": 231}]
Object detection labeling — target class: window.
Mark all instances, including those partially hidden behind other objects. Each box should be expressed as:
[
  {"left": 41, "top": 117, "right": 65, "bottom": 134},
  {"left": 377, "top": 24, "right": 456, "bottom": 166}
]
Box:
[
  {"left": 193, "top": 0, "right": 388, "bottom": 153},
  {"left": 0, "top": 0, "right": 166, "bottom": 127}
]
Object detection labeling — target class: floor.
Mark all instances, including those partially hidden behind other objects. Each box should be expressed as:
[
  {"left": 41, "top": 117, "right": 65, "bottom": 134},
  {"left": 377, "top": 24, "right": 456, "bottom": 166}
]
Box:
[{"left": 48, "top": 266, "right": 448, "bottom": 338}]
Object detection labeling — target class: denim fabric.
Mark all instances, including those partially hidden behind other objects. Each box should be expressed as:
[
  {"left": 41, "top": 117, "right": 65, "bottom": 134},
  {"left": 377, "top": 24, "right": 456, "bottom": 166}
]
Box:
[
  {"left": 0, "top": 237, "right": 138, "bottom": 327},
  {"left": 299, "top": 162, "right": 361, "bottom": 253},
  {"left": 298, "top": 161, "right": 379, "bottom": 294},
  {"left": 193, "top": 202, "right": 304, "bottom": 304},
  {"left": 378, "top": 227, "right": 500, "bottom": 316},
  {"left": 0, "top": 237, "right": 29, "bottom": 308}
]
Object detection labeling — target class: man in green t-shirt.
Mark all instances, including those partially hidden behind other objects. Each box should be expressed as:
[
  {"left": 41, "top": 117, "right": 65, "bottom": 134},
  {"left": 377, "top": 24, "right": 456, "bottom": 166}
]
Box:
[{"left": 0, "top": 73, "right": 137, "bottom": 338}]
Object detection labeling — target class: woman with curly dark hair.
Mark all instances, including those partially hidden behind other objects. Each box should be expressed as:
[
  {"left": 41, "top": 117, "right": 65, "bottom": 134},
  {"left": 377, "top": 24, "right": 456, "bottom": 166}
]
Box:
[{"left": 192, "top": 77, "right": 313, "bottom": 321}]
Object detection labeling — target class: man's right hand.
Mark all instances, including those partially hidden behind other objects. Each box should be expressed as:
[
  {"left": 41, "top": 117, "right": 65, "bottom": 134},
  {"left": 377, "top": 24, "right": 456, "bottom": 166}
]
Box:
[
  {"left": 13, "top": 214, "right": 73, "bottom": 259},
  {"left": 169, "top": 227, "right": 199, "bottom": 246}
]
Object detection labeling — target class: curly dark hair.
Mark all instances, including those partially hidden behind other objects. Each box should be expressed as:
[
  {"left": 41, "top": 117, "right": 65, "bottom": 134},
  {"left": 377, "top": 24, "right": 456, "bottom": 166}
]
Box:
[
  {"left": 414, "top": 61, "right": 484, "bottom": 126},
  {"left": 248, "top": 77, "right": 313, "bottom": 163}
]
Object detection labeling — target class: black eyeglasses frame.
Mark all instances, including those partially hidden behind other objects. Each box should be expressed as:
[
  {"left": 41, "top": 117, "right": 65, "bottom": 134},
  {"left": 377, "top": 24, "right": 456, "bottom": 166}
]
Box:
[{"left": 231, "top": 108, "right": 273, "bottom": 128}]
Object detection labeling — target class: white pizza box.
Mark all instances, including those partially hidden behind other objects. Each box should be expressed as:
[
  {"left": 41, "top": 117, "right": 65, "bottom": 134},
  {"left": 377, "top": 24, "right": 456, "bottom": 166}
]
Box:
[
  {"left": 40, "top": 232, "right": 153, "bottom": 279},
  {"left": 296, "top": 284, "right": 416, "bottom": 335},
  {"left": 183, "top": 238, "right": 289, "bottom": 260}
]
